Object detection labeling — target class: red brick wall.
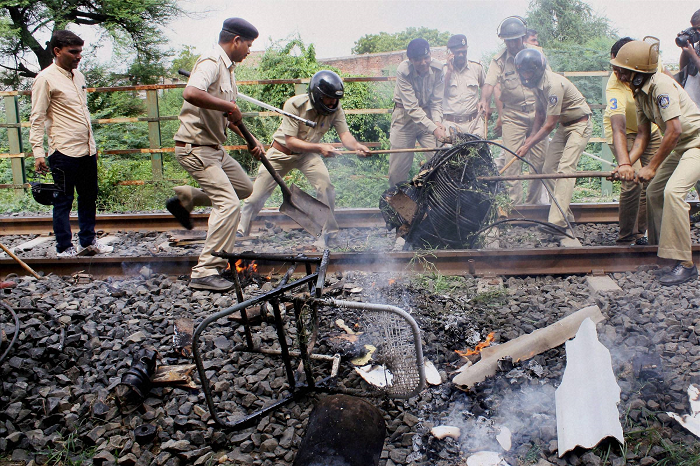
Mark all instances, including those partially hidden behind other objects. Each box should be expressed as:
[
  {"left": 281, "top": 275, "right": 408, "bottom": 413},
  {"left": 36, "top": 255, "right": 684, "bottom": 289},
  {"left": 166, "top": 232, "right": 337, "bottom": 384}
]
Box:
[{"left": 319, "top": 48, "right": 449, "bottom": 76}]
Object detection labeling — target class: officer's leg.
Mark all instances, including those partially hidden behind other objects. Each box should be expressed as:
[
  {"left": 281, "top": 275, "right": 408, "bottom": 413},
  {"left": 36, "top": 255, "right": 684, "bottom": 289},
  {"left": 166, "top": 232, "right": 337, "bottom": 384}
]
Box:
[
  {"left": 389, "top": 109, "right": 417, "bottom": 187},
  {"left": 646, "top": 153, "right": 677, "bottom": 246},
  {"left": 221, "top": 153, "right": 254, "bottom": 200},
  {"left": 416, "top": 130, "right": 438, "bottom": 164},
  {"left": 238, "top": 150, "right": 293, "bottom": 236},
  {"left": 615, "top": 138, "right": 642, "bottom": 243},
  {"left": 176, "top": 145, "right": 240, "bottom": 278},
  {"left": 173, "top": 186, "right": 212, "bottom": 212},
  {"left": 298, "top": 153, "right": 338, "bottom": 236},
  {"left": 547, "top": 120, "right": 591, "bottom": 228},
  {"left": 657, "top": 148, "right": 700, "bottom": 262},
  {"left": 636, "top": 131, "right": 663, "bottom": 237},
  {"left": 524, "top": 109, "right": 549, "bottom": 205},
  {"left": 500, "top": 110, "right": 527, "bottom": 203}
]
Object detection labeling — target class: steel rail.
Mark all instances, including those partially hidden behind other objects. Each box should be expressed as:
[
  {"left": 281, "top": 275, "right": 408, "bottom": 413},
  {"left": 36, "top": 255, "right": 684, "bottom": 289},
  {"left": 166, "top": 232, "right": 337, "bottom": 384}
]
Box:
[
  {"left": 2, "top": 245, "right": 698, "bottom": 278},
  {"left": 4, "top": 202, "right": 688, "bottom": 235}
]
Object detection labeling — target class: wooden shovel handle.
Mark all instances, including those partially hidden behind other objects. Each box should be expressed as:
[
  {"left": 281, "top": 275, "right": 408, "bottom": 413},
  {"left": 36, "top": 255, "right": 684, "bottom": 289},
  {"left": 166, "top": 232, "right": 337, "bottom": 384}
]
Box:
[
  {"left": 0, "top": 242, "right": 41, "bottom": 279},
  {"left": 236, "top": 122, "right": 292, "bottom": 199}
]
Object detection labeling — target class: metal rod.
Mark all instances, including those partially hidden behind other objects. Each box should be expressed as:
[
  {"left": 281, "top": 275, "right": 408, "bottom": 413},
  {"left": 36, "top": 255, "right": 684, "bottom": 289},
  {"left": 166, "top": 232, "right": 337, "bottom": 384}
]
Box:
[
  {"left": 177, "top": 69, "right": 317, "bottom": 128},
  {"left": 230, "top": 265, "right": 254, "bottom": 350},
  {"left": 293, "top": 299, "right": 315, "bottom": 388},
  {"left": 479, "top": 171, "right": 614, "bottom": 181},
  {"left": 271, "top": 298, "right": 297, "bottom": 391}
]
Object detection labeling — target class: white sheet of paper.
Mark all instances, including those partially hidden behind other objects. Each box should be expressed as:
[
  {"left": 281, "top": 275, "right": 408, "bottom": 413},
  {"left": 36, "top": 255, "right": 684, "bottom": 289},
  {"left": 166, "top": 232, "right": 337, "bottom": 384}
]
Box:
[{"left": 555, "top": 318, "right": 624, "bottom": 456}]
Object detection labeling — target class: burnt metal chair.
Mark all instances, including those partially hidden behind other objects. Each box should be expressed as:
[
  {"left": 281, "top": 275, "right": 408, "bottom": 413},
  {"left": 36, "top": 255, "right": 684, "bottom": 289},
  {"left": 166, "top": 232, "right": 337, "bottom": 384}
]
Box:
[{"left": 191, "top": 250, "right": 425, "bottom": 429}]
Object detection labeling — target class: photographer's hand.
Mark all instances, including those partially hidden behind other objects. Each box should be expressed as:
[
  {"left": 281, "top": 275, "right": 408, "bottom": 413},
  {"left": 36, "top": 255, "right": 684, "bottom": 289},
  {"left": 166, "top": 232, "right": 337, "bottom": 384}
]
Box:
[{"left": 682, "top": 43, "right": 700, "bottom": 69}]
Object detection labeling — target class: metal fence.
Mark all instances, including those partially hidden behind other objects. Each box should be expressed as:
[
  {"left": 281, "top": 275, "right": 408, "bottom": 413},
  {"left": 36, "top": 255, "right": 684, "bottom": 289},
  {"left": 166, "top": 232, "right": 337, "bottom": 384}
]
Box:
[{"left": 0, "top": 72, "right": 614, "bottom": 195}]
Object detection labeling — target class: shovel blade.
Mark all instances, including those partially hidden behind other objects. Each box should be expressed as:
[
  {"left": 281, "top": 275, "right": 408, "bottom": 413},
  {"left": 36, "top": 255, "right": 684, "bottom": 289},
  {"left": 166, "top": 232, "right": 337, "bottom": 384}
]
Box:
[{"left": 279, "top": 184, "right": 330, "bottom": 237}]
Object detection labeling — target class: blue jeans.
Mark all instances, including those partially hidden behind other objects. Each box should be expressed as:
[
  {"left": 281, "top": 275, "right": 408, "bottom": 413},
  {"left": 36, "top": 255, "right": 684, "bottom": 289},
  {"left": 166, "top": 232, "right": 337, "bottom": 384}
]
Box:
[{"left": 48, "top": 151, "right": 98, "bottom": 252}]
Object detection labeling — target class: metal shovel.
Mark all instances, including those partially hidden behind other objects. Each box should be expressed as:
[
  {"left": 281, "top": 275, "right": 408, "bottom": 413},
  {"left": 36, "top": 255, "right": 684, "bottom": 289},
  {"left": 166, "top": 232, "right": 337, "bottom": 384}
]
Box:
[{"left": 236, "top": 123, "right": 330, "bottom": 237}]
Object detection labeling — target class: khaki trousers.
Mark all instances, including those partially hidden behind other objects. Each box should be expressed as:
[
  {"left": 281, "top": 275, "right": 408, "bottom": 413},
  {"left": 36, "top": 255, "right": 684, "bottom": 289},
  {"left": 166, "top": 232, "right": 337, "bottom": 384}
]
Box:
[
  {"left": 388, "top": 107, "right": 438, "bottom": 187},
  {"left": 175, "top": 145, "right": 253, "bottom": 278},
  {"left": 608, "top": 131, "right": 661, "bottom": 243},
  {"left": 444, "top": 116, "right": 485, "bottom": 138},
  {"left": 501, "top": 108, "right": 548, "bottom": 204},
  {"left": 238, "top": 148, "right": 337, "bottom": 237},
  {"left": 543, "top": 119, "right": 592, "bottom": 227},
  {"left": 647, "top": 146, "right": 700, "bottom": 262}
]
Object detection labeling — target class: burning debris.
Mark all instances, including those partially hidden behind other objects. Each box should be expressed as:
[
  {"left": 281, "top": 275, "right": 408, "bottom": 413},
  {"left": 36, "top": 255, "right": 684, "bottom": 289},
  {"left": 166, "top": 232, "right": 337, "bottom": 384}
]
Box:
[
  {"left": 453, "top": 305, "right": 605, "bottom": 389},
  {"left": 430, "top": 425, "right": 461, "bottom": 440},
  {"left": 380, "top": 134, "right": 501, "bottom": 249}
]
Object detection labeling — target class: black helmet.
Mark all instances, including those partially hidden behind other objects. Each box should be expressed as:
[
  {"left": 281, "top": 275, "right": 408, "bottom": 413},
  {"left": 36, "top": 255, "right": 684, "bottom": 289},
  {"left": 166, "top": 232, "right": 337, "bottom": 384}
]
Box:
[
  {"left": 497, "top": 16, "right": 527, "bottom": 40},
  {"left": 30, "top": 182, "right": 61, "bottom": 205},
  {"left": 308, "top": 70, "right": 344, "bottom": 115},
  {"left": 30, "top": 168, "right": 64, "bottom": 206},
  {"left": 515, "top": 48, "right": 547, "bottom": 88}
]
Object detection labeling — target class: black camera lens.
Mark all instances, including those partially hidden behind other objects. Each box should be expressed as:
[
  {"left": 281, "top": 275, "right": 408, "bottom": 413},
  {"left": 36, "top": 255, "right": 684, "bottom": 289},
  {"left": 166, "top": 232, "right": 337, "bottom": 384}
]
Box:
[{"left": 677, "top": 34, "right": 690, "bottom": 47}]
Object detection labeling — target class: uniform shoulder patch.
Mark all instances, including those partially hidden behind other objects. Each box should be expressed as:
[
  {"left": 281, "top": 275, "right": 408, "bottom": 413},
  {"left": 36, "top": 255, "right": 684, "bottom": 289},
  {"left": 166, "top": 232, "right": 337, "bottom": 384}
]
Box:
[
  {"left": 548, "top": 95, "right": 558, "bottom": 106},
  {"left": 657, "top": 94, "right": 670, "bottom": 109}
]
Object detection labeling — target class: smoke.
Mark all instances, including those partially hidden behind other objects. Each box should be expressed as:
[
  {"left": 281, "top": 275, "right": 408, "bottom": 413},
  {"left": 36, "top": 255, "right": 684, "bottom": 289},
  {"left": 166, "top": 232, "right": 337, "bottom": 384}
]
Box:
[{"left": 438, "top": 382, "right": 557, "bottom": 455}]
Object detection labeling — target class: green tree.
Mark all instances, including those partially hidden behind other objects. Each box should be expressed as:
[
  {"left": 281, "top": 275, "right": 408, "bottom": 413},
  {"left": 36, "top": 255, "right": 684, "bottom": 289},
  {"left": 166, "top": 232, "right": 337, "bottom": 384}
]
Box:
[
  {"left": 169, "top": 45, "right": 199, "bottom": 77},
  {"left": 0, "top": 0, "right": 182, "bottom": 82},
  {"left": 526, "top": 0, "right": 615, "bottom": 47},
  {"left": 352, "top": 27, "right": 450, "bottom": 54}
]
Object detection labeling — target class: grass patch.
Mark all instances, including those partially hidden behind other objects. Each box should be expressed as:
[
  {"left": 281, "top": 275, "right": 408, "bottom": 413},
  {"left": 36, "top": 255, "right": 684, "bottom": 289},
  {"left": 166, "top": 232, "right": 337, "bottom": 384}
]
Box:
[{"left": 42, "top": 430, "right": 97, "bottom": 466}]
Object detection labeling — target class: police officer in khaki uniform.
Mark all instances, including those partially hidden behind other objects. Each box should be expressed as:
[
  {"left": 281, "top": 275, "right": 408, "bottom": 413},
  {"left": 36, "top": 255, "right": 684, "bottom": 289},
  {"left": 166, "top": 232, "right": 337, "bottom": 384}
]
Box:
[
  {"left": 513, "top": 48, "right": 592, "bottom": 234},
  {"left": 605, "top": 37, "right": 662, "bottom": 245},
  {"left": 612, "top": 38, "right": 700, "bottom": 285},
  {"left": 443, "top": 34, "right": 486, "bottom": 136},
  {"left": 237, "top": 70, "right": 370, "bottom": 247},
  {"left": 167, "top": 18, "right": 264, "bottom": 292},
  {"left": 478, "top": 16, "right": 548, "bottom": 204},
  {"left": 389, "top": 38, "right": 446, "bottom": 187}
]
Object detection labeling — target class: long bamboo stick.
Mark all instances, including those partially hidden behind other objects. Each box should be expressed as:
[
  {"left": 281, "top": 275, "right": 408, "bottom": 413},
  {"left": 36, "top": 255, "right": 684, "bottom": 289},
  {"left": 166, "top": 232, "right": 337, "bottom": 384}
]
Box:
[
  {"left": 479, "top": 171, "right": 614, "bottom": 181},
  {"left": 0, "top": 242, "right": 42, "bottom": 279}
]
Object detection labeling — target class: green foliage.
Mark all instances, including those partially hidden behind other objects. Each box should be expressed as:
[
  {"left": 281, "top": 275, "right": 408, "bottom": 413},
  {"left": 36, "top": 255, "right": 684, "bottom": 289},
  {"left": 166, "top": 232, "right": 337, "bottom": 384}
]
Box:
[
  {"left": 352, "top": 27, "right": 451, "bottom": 54},
  {"left": 169, "top": 45, "right": 199, "bottom": 76},
  {"left": 526, "top": 0, "right": 616, "bottom": 47},
  {"left": 0, "top": 0, "right": 182, "bottom": 84}
]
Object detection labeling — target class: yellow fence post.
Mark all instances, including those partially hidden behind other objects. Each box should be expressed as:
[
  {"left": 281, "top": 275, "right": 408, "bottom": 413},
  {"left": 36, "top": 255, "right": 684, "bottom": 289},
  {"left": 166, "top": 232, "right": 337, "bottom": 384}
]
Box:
[
  {"left": 4, "top": 95, "right": 26, "bottom": 196},
  {"left": 146, "top": 89, "right": 163, "bottom": 180}
]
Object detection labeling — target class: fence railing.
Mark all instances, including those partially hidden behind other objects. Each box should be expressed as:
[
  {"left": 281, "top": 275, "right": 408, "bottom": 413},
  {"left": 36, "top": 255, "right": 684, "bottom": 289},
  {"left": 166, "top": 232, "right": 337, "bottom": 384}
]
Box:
[{"left": 0, "top": 72, "right": 613, "bottom": 195}]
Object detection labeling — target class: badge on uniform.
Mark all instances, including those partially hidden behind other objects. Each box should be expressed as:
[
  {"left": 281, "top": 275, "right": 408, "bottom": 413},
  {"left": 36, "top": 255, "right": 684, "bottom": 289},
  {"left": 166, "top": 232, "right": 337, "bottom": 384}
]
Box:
[
  {"left": 548, "top": 95, "right": 558, "bottom": 106},
  {"left": 657, "top": 94, "right": 670, "bottom": 109}
]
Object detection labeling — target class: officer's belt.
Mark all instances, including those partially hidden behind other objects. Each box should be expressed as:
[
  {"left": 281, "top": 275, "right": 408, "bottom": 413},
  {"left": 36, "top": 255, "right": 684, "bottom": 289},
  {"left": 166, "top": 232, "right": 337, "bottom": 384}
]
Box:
[
  {"left": 561, "top": 114, "right": 590, "bottom": 127},
  {"left": 444, "top": 112, "right": 478, "bottom": 124},
  {"left": 504, "top": 102, "right": 536, "bottom": 112},
  {"left": 272, "top": 140, "right": 293, "bottom": 155},
  {"left": 175, "top": 141, "right": 220, "bottom": 149},
  {"left": 394, "top": 102, "right": 431, "bottom": 118}
]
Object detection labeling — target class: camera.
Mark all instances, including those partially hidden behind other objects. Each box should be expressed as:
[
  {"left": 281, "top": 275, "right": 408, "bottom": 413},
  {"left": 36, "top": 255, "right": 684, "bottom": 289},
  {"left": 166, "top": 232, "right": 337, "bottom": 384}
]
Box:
[{"left": 676, "top": 28, "right": 700, "bottom": 47}]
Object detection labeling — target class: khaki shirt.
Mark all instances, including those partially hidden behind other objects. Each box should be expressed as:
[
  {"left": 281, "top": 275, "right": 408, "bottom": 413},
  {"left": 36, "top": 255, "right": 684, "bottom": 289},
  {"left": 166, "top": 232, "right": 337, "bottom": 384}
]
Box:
[
  {"left": 635, "top": 72, "right": 700, "bottom": 152},
  {"left": 485, "top": 48, "right": 538, "bottom": 108},
  {"left": 443, "top": 60, "right": 485, "bottom": 117},
  {"left": 393, "top": 58, "right": 444, "bottom": 133},
  {"left": 174, "top": 45, "right": 237, "bottom": 145},
  {"left": 29, "top": 63, "right": 95, "bottom": 158},
  {"left": 534, "top": 70, "right": 591, "bottom": 122},
  {"left": 272, "top": 94, "right": 349, "bottom": 150}
]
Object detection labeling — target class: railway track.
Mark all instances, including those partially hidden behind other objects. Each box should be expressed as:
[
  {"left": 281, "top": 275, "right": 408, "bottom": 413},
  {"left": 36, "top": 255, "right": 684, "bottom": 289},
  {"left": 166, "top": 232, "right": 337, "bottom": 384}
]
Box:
[
  {"left": 0, "top": 245, "right": 692, "bottom": 279},
  {"left": 3, "top": 202, "right": 699, "bottom": 279},
  {"left": 0, "top": 202, "right": 654, "bottom": 235}
]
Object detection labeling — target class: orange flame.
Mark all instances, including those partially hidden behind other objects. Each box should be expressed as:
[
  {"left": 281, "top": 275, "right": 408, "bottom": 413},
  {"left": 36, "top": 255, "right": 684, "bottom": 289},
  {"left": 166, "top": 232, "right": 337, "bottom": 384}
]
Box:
[
  {"left": 388, "top": 279, "right": 396, "bottom": 285},
  {"left": 455, "top": 332, "right": 495, "bottom": 358},
  {"left": 234, "top": 260, "right": 258, "bottom": 275}
]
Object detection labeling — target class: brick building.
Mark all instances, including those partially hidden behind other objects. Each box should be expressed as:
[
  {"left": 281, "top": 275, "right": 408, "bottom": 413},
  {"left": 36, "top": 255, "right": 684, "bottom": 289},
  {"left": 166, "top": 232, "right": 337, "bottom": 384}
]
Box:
[{"left": 319, "top": 47, "right": 449, "bottom": 77}]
